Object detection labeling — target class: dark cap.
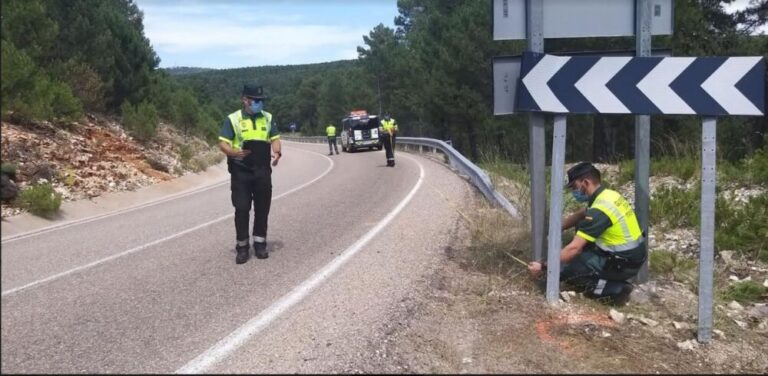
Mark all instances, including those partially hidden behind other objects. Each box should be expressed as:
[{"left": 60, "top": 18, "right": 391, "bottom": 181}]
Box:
[
  {"left": 566, "top": 162, "right": 598, "bottom": 187},
  {"left": 242, "top": 84, "right": 266, "bottom": 99}
]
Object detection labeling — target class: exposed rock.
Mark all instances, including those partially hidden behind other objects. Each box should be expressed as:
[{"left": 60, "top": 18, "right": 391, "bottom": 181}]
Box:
[
  {"left": 721, "top": 186, "right": 767, "bottom": 206},
  {"left": 720, "top": 250, "right": 736, "bottom": 265},
  {"left": 630, "top": 285, "right": 655, "bottom": 304},
  {"left": 713, "top": 329, "right": 726, "bottom": 339},
  {"left": 559, "top": 291, "right": 571, "bottom": 303},
  {"left": 673, "top": 321, "right": 693, "bottom": 330},
  {"left": 609, "top": 309, "right": 625, "bottom": 324},
  {"left": 733, "top": 319, "right": 748, "bottom": 329},
  {"left": 627, "top": 313, "right": 659, "bottom": 327},
  {"left": 30, "top": 163, "right": 56, "bottom": 183},
  {"left": 677, "top": 339, "right": 698, "bottom": 351},
  {"left": 746, "top": 304, "right": 768, "bottom": 320},
  {"left": 728, "top": 301, "right": 744, "bottom": 311},
  {"left": 1, "top": 117, "right": 220, "bottom": 219}
]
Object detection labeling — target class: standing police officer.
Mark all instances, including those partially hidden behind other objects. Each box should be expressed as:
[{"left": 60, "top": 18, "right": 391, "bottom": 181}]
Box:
[
  {"left": 326, "top": 123, "right": 339, "bottom": 155},
  {"left": 380, "top": 114, "right": 398, "bottom": 167},
  {"left": 528, "top": 162, "right": 646, "bottom": 305},
  {"left": 218, "top": 84, "right": 282, "bottom": 264}
]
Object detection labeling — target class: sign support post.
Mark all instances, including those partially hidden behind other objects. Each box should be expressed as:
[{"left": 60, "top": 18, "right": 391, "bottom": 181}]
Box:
[
  {"left": 527, "top": 0, "right": 547, "bottom": 264},
  {"left": 634, "top": 0, "right": 652, "bottom": 283},
  {"left": 698, "top": 117, "right": 717, "bottom": 343},
  {"left": 546, "top": 115, "right": 567, "bottom": 304}
]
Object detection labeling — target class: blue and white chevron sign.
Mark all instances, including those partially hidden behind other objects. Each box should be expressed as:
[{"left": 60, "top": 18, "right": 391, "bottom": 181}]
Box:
[{"left": 515, "top": 52, "right": 765, "bottom": 116}]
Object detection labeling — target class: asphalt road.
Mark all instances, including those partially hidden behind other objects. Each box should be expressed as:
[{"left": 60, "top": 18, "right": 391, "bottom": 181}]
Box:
[{"left": 1, "top": 141, "right": 473, "bottom": 373}]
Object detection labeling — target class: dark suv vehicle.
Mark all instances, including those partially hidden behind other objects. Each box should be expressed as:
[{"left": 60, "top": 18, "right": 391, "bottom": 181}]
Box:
[{"left": 340, "top": 110, "right": 382, "bottom": 152}]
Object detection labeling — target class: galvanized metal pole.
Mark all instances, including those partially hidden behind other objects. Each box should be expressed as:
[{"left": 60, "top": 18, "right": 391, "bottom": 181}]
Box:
[
  {"left": 698, "top": 117, "right": 717, "bottom": 343},
  {"left": 546, "top": 115, "right": 567, "bottom": 304},
  {"left": 527, "top": 0, "right": 547, "bottom": 263},
  {"left": 634, "top": 0, "right": 652, "bottom": 284}
]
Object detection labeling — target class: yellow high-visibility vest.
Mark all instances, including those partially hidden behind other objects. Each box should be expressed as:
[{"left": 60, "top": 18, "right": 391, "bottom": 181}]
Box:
[
  {"left": 381, "top": 119, "right": 398, "bottom": 134},
  {"left": 326, "top": 125, "right": 336, "bottom": 137},
  {"left": 221, "top": 110, "right": 277, "bottom": 150},
  {"left": 577, "top": 188, "right": 644, "bottom": 253}
]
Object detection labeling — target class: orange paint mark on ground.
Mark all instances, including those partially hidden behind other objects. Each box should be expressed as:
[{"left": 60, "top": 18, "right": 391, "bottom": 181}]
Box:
[{"left": 534, "top": 309, "right": 616, "bottom": 355}]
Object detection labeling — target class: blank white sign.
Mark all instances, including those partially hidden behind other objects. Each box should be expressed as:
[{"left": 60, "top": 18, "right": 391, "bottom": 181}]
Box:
[
  {"left": 493, "top": 56, "right": 522, "bottom": 115},
  {"left": 493, "top": 0, "right": 674, "bottom": 41}
]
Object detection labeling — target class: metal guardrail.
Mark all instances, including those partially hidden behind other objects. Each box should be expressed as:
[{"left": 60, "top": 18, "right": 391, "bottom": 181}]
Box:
[{"left": 282, "top": 135, "right": 520, "bottom": 219}]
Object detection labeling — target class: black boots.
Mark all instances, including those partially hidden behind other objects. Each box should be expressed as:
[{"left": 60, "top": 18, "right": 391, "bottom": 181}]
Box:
[
  {"left": 235, "top": 244, "right": 250, "bottom": 264},
  {"left": 254, "top": 242, "right": 268, "bottom": 259},
  {"left": 610, "top": 283, "right": 634, "bottom": 306},
  {"left": 235, "top": 242, "right": 268, "bottom": 263}
]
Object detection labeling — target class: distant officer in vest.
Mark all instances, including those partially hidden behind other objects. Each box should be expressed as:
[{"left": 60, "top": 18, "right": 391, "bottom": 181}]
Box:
[
  {"left": 380, "top": 113, "right": 398, "bottom": 167},
  {"left": 218, "top": 84, "right": 282, "bottom": 264},
  {"left": 326, "top": 123, "right": 339, "bottom": 155},
  {"left": 527, "top": 162, "right": 646, "bottom": 306}
]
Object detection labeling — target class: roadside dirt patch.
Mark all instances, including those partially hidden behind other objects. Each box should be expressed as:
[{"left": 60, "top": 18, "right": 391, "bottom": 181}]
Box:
[
  {"left": 1, "top": 115, "right": 220, "bottom": 218},
  {"left": 351, "top": 197, "right": 768, "bottom": 374}
]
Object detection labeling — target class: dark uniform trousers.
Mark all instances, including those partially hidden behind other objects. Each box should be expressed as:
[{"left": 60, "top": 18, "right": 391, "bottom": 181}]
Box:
[
  {"left": 382, "top": 133, "right": 395, "bottom": 165},
  {"left": 327, "top": 136, "right": 338, "bottom": 153},
  {"left": 230, "top": 166, "right": 272, "bottom": 242},
  {"left": 559, "top": 245, "right": 646, "bottom": 301}
]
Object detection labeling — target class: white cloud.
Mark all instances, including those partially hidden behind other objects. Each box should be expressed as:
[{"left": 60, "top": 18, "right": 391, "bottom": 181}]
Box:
[
  {"left": 140, "top": 2, "right": 372, "bottom": 66},
  {"left": 722, "top": 0, "right": 767, "bottom": 34}
]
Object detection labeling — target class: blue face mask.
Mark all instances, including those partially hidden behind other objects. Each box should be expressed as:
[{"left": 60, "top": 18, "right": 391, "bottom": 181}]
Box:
[
  {"left": 248, "top": 100, "right": 263, "bottom": 113},
  {"left": 571, "top": 189, "right": 589, "bottom": 203}
]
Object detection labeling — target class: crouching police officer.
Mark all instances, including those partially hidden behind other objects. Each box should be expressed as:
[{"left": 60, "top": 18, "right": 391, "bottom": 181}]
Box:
[
  {"left": 528, "top": 162, "right": 646, "bottom": 306},
  {"left": 218, "top": 84, "right": 282, "bottom": 264}
]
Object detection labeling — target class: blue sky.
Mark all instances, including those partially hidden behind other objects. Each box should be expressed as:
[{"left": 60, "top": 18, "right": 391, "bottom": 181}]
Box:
[{"left": 134, "top": 0, "right": 399, "bottom": 69}]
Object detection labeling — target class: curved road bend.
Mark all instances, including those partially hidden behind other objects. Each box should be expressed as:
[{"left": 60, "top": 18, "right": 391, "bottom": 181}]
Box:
[{"left": 1, "top": 141, "right": 474, "bottom": 373}]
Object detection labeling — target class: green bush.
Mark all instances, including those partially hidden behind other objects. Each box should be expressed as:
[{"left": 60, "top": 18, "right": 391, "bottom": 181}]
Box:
[
  {"left": 179, "top": 144, "right": 193, "bottom": 163},
  {"left": 49, "top": 79, "right": 82, "bottom": 122},
  {"left": 15, "top": 182, "right": 62, "bottom": 218},
  {"left": 1, "top": 163, "right": 17, "bottom": 176},
  {"left": 1, "top": 41, "right": 82, "bottom": 123},
  {"left": 649, "top": 250, "right": 697, "bottom": 285},
  {"left": 478, "top": 157, "right": 530, "bottom": 185},
  {"left": 617, "top": 160, "right": 635, "bottom": 185},
  {"left": 122, "top": 100, "right": 159, "bottom": 142},
  {"left": 715, "top": 192, "right": 768, "bottom": 262},
  {"left": 742, "top": 147, "right": 768, "bottom": 185},
  {"left": 721, "top": 281, "right": 767, "bottom": 304},
  {"left": 650, "top": 185, "right": 700, "bottom": 228},
  {"left": 53, "top": 59, "right": 105, "bottom": 112}
]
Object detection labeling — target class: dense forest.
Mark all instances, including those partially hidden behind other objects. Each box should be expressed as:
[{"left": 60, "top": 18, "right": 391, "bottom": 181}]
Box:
[
  {"left": 172, "top": 0, "right": 767, "bottom": 164},
  {"left": 2, "top": 0, "right": 766, "bottom": 165},
  {"left": 1, "top": 0, "right": 223, "bottom": 143}
]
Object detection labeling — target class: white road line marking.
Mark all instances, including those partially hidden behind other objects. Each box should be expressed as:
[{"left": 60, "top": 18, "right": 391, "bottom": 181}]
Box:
[
  {"left": 1, "top": 152, "right": 334, "bottom": 297},
  {"left": 175, "top": 157, "right": 424, "bottom": 374}
]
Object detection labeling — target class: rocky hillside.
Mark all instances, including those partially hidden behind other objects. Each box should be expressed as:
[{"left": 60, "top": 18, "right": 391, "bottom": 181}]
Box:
[{"left": 1, "top": 114, "right": 223, "bottom": 218}]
